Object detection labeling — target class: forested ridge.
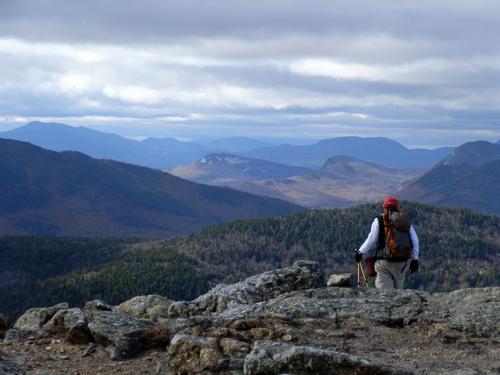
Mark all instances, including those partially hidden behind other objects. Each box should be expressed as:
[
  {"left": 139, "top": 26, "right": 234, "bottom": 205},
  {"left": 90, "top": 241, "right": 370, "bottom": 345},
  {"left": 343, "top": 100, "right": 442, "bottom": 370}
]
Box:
[
  {"left": 0, "top": 236, "right": 136, "bottom": 289},
  {"left": 0, "top": 138, "right": 300, "bottom": 238},
  {"left": 1, "top": 202, "right": 498, "bottom": 321}
]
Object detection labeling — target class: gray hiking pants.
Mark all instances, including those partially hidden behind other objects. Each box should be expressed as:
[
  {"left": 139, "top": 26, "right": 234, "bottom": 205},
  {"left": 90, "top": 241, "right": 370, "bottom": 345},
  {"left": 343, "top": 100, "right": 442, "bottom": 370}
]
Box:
[{"left": 374, "top": 259, "right": 410, "bottom": 289}]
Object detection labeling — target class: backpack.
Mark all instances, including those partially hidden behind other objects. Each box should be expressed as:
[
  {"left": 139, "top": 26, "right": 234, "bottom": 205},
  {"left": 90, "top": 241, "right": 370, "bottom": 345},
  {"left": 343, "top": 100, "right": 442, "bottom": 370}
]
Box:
[{"left": 376, "top": 211, "right": 413, "bottom": 261}]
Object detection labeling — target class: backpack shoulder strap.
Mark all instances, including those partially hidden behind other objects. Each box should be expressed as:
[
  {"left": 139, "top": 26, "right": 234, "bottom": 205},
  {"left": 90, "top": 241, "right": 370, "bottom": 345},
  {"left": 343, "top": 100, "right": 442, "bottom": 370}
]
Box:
[{"left": 376, "top": 215, "right": 385, "bottom": 250}]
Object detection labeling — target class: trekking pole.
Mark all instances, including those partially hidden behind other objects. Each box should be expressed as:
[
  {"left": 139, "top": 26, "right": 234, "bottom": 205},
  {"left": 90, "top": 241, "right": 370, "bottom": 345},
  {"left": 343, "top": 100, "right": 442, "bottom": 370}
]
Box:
[
  {"left": 357, "top": 262, "right": 361, "bottom": 288},
  {"left": 359, "top": 262, "right": 369, "bottom": 288},
  {"left": 357, "top": 263, "right": 360, "bottom": 289}
]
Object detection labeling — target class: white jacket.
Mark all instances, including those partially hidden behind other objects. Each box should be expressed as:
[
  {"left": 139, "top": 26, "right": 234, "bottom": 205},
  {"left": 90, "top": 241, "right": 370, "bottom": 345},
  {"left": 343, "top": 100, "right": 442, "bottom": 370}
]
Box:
[{"left": 358, "top": 217, "right": 419, "bottom": 260}]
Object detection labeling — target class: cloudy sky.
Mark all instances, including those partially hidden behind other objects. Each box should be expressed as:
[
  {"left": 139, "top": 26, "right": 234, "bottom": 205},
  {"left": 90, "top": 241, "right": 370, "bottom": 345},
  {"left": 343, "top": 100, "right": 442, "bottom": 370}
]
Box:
[{"left": 0, "top": 0, "right": 499, "bottom": 147}]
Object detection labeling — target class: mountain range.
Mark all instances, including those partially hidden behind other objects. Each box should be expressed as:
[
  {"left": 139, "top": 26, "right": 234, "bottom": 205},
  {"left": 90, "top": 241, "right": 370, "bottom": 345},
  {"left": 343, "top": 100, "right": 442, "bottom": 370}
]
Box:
[
  {"left": 0, "top": 122, "right": 208, "bottom": 169},
  {"left": 242, "top": 137, "right": 453, "bottom": 169},
  {"left": 1, "top": 122, "right": 453, "bottom": 170},
  {"left": 397, "top": 141, "right": 500, "bottom": 215},
  {"left": 2, "top": 121, "right": 497, "bottom": 215},
  {"left": 170, "top": 154, "right": 421, "bottom": 208},
  {"left": 0, "top": 138, "right": 301, "bottom": 238}
]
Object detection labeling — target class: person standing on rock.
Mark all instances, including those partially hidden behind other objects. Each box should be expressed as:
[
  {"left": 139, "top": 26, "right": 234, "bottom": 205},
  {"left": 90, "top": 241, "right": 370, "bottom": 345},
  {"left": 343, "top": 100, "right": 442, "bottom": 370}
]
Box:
[{"left": 354, "top": 196, "right": 419, "bottom": 289}]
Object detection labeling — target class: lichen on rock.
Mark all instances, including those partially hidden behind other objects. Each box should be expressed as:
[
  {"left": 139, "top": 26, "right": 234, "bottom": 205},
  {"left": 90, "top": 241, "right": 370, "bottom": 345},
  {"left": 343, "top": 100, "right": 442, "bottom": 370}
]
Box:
[
  {"left": 13, "top": 303, "right": 68, "bottom": 333},
  {"left": 168, "top": 260, "right": 323, "bottom": 318},
  {"left": 117, "top": 295, "right": 172, "bottom": 321}
]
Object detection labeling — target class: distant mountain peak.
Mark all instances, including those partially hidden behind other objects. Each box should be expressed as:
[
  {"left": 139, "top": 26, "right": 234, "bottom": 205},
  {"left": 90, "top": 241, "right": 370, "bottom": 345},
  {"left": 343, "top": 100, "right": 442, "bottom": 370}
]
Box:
[
  {"left": 320, "top": 154, "right": 389, "bottom": 172},
  {"left": 441, "top": 141, "right": 500, "bottom": 166},
  {"left": 200, "top": 153, "right": 249, "bottom": 166}
]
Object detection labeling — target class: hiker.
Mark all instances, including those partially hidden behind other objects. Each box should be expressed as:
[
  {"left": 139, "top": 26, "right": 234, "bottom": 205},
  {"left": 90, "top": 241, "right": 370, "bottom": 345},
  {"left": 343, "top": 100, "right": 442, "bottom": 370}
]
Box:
[{"left": 354, "top": 196, "right": 419, "bottom": 289}]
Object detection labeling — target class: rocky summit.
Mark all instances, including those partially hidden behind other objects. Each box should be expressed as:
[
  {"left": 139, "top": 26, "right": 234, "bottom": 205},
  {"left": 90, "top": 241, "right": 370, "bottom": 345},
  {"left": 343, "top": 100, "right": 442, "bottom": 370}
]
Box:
[{"left": 1, "top": 261, "right": 499, "bottom": 374}]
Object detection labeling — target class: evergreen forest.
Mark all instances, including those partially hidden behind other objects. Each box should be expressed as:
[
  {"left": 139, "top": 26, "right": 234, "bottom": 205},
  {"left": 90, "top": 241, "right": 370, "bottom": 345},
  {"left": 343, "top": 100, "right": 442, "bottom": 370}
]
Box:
[{"left": 1, "top": 202, "right": 498, "bottom": 321}]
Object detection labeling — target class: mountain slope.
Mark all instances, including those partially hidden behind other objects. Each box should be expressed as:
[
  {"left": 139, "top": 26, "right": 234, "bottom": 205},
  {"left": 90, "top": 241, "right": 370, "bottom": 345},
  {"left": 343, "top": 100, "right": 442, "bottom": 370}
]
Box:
[
  {"left": 397, "top": 141, "right": 500, "bottom": 215},
  {"left": 0, "top": 139, "right": 301, "bottom": 237},
  {"left": 397, "top": 160, "right": 500, "bottom": 215},
  {"left": 169, "top": 153, "right": 311, "bottom": 185},
  {"left": 242, "top": 136, "right": 453, "bottom": 169}
]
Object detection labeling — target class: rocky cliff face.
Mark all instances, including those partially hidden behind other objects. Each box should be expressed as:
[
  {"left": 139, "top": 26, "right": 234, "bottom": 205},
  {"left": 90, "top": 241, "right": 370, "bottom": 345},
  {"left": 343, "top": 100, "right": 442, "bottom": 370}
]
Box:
[{"left": 1, "top": 261, "right": 498, "bottom": 374}]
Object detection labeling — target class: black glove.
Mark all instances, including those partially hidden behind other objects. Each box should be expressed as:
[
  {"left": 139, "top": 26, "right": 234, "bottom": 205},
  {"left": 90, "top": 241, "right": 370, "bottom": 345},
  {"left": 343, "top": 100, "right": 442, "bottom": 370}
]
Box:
[
  {"left": 410, "top": 259, "right": 419, "bottom": 273},
  {"left": 354, "top": 250, "right": 362, "bottom": 263}
]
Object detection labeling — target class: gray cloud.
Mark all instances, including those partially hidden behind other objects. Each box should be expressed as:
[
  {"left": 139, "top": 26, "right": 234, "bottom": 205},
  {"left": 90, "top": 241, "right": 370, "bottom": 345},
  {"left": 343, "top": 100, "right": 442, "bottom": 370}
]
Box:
[
  {"left": 1, "top": 1, "right": 499, "bottom": 47},
  {"left": 0, "top": 0, "right": 499, "bottom": 147}
]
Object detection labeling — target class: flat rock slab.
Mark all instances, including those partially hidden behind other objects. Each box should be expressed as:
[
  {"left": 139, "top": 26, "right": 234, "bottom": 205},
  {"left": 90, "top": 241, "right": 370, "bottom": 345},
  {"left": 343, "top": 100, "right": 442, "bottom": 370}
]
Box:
[
  {"left": 86, "top": 310, "right": 152, "bottom": 358},
  {"left": 430, "top": 287, "right": 500, "bottom": 337},
  {"left": 220, "top": 287, "right": 433, "bottom": 328},
  {"left": 243, "top": 340, "right": 412, "bottom": 375}
]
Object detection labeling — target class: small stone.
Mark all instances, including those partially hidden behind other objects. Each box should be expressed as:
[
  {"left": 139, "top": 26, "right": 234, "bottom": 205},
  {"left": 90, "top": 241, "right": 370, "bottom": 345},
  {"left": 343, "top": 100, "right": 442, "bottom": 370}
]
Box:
[
  {"left": 81, "top": 343, "right": 96, "bottom": 357},
  {"left": 84, "top": 300, "right": 113, "bottom": 312},
  {"left": 327, "top": 273, "right": 354, "bottom": 287},
  {"left": 251, "top": 328, "right": 273, "bottom": 340},
  {"left": 108, "top": 348, "right": 123, "bottom": 361},
  {"left": 219, "top": 337, "right": 250, "bottom": 356},
  {"left": 282, "top": 334, "right": 293, "bottom": 342},
  {"left": 230, "top": 319, "right": 260, "bottom": 331}
]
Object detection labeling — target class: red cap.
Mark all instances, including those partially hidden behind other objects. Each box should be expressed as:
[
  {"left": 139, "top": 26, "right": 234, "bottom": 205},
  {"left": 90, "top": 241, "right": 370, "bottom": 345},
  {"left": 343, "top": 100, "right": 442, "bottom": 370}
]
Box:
[{"left": 383, "top": 196, "right": 399, "bottom": 209}]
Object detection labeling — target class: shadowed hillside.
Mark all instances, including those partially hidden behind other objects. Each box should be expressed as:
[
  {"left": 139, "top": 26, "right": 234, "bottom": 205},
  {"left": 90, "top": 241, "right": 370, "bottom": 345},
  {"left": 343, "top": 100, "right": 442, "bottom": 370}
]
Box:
[
  {"left": 0, "top": 138, "right": 301, "bottom": 238},
  {"left": 397, "top": 141, "right": 500, "bottom": 215}
]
